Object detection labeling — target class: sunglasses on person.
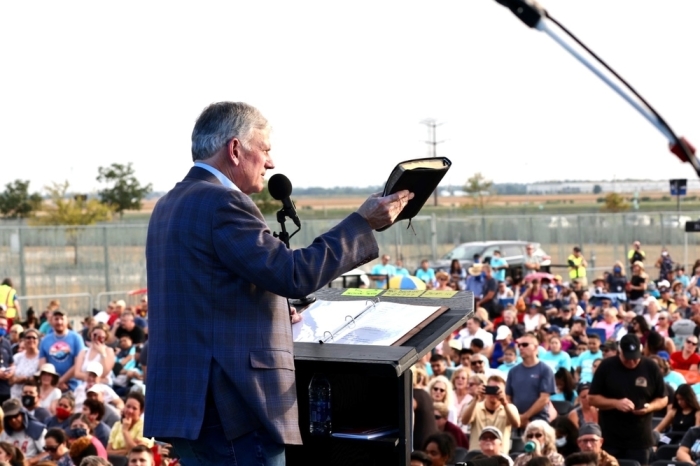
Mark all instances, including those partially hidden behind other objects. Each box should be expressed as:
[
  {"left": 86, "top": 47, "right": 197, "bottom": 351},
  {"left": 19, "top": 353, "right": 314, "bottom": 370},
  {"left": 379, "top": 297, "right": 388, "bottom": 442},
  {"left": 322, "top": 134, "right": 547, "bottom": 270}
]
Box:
[
  {"left": 43, "top": 446, "right": 58, "bottom": 452},
  {"left": 526, "top": 432, "right": 544, "bottom": 439},
  {"left": 24, "top": 336, "right": 38, "bottom": 341},
  {"left": 432, "top": 387, "right": 446, "bottom": 393},
  {"left": 434, "top": 414, "right": 443, "bottom": 420},
  {"left": 518, "top": 342, "right": 530, "bottom": 348},
  {"left": 470, "top": 360, "right": 484, "bottom": 365},
  {"left": 687, "top": 340, "right": 698, "bottom": 346}
]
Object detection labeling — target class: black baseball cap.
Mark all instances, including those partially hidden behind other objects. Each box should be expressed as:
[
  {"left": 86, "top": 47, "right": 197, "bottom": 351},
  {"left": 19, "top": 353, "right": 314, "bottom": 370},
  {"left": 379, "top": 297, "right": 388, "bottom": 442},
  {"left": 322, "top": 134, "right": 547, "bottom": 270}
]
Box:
[{"left": 620, "top": 333, "right": 642, "bottom": 359}]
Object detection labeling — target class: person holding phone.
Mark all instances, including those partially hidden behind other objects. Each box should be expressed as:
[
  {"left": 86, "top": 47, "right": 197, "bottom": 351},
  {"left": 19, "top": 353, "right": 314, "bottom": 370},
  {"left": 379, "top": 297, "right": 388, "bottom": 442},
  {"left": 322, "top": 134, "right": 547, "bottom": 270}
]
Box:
[
  {"left": 72, "top": 323, "right": 115, "bottom": 385},
  {"left": 462, "top": 374, "right": 520, "bottom": 451}
]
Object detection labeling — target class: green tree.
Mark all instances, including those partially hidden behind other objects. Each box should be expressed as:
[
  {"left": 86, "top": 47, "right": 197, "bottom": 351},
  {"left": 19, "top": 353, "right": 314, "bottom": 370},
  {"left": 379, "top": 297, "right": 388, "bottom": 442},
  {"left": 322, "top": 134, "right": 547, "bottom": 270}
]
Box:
[
  {"left": 251, "top": 182, "right": 280, "bottom": 215},
  {"left": 96, "top": 163, "right": 152, "bottom": 219},
  {"left": 593, "top": 184, "right": 602, "bottom": 194},
  {"left": 464, "top": 172, "right": 494, "bottom": 213},
  {"left": 31, "top": 181, "right": 113, "bottom": 264},
  {"left": 0, "top": 180, "right": 42, "bottom": 219},
  {"left": 601, "top": 192, "right": 630, "bottom": 213}
]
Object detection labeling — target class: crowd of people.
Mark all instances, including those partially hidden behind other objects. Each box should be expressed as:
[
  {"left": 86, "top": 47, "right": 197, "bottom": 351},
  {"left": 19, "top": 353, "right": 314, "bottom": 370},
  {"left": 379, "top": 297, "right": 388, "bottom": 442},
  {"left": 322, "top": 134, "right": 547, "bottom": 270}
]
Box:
[
  {"left": 406, "top": 242, "right": 700, "bottom": 466},
  {"left": 0, "top": 289, "right": 168, "bottom": 466}
]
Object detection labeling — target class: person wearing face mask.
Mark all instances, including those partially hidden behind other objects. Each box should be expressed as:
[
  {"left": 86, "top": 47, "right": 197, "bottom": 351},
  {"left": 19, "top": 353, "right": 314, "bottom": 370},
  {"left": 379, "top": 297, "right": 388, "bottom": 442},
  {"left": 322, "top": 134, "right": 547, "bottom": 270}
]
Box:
[
  {"left": 552, "top": 416, "right": 580, "bottom": 457},
  {"left": 67, "top": 414, "right": 108, "bottom": 459},
  {"left": 606, "top": 262, "right": 628, "bottom": 300},
  {"left": 656, "top": 248, "right": 675, "bottom": 282},
  {"left": 39, "top": 428, "right": 72, "bottom": 466},
  {"left": 21, "top": 380, "right": 51, "bottom": 424},
  {"left": 46, "top": 393, "right": 76, "bottom": 431}
]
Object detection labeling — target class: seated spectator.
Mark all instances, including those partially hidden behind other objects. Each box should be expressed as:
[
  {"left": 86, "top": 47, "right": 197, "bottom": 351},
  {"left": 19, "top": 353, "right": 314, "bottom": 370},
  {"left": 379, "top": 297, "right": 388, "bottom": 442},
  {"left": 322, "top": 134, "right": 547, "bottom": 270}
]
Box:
[
  {"left": 81, "top": 399, "right": 111, "bottom": 448},
  {"left": 576, "top": 423, "right": 618, "bottom": 466},
  {"left": 670, "top": 336, "right": 700, "bottom": 371},
  {"left": 113, "top": 311, "right": 146, "bottom": 346},
  {"left": 9, "top": 328, "right": 41, "bottom": 402},
  {"left": 69, "top": 436, "right": 98, "bottom": 466},
  {"left": 495, "top": 309, "right": 525, "bottom": 340},
  {"left": 574, "top": 334, "right": 602, "bottom": 384},
  {"left": 513, "top": 420, "right": 565, "bottom": 466},
  {"left": 35, "top": 363, "right": 62, "bottom": 415},
  {"left": 410, "top": 450, "right": 432, "bottom": 466},
  {"left": 78, "top": 455, "right": 112, "bottom": 466},
  {"left": 489, "top": 326, "right": 515, "bottom": 369},
  {"left": 568, "top": 383, "right": 598, "bottom": 429},
  {"left": 476, "top": 426, "right": 513, "bottom": 465},
  {"left": 0, "top": 441, "right": 25, "bottom": 466},
  {"left": 66, "top": 415, "right": 107, "bottom": 459},
  {"left": 20, "top": 380, "right": 51, "bottom": 424},
  {"left": 549, "top": 306, "right": 575, "bottom": 331},
  {"left": 551, "top": 368, "right": 577, "bottom": 404},
  {"left": 678, "top": 426, "right": 700, "bottom": 464},
  {"left": 46, "top": 393, "right": 76, "bottom": 430},
  {"left": 73, "top": 362, "right": 123, "bottom": 414},
  {"left": 39, "top": 428, "right": 72, "bottom": 465},
  {"left": 600, "top": 340, "right": 617, "bottom": 359},
  {"left": 523, "top": 301, "right": 547, "bottom": 333},
  {"left": 497, "top": 347, "right": 519, "bottom": 374},
  {"left": 594, "top": 308, "right": 620, "bottom": 341},
  {"left": 106, "top": 392, "right": 153, "bottom": 456},
  {"left": 73, "top": 323, "right": 115, "bottom": 384},
  {"left": 128, "top": 445, "right": 155, "bottom": 466},
  {"left": 654, "top": 384, "right": 700, "bottom": 435},
  {"left": 462, "top": 374, "right": 520, "bottom": 451},
  {"left": 551, "top": 416, "right": 579, "bottom": 457},
  {"left": 650, "top": 354, "right": 686, "bottom": 391},
  {"left": 423, "top": 432, "right": 455, "bottom": 466},
  {"left": 541, "top": 336, "right": 572, "bottom": 373},
  {"left": 471, "top": 338, "right": 486, "bottom": 355},
  {"left": 430, "top": 354, "right": 454, "bottom": 380},
  {"left": 416, "top": 260, "right": 436, "bottom": 286},
  {"left": 433, "top": 401, "right": 468, "bottom": 448},
  {"left": 0, "top": 398, "right": 46, "bottom": 462},
  {"left": 564, "top": 452, "right": 599, "bottom": 466},
  {"left": 84, "top": 386, "right": 121, "bottom": 428},
  {"left": 562, "top": 318, "right": 588, "bottom": 354}
]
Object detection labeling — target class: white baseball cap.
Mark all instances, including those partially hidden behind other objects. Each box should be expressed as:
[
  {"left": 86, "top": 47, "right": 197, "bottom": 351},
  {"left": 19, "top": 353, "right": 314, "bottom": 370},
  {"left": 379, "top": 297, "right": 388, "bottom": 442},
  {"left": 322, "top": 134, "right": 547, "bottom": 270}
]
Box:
[
  {"left": 85, "top": 361, "right": 103, "bottom": 376},
  {"left": 495, "top": 325, "right": 512, "bottom": 341}
]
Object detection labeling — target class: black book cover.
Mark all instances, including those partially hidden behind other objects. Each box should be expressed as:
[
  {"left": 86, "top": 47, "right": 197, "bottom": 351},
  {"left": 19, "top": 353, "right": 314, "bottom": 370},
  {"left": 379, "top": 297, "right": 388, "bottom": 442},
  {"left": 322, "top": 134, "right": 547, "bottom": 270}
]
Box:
[{"left": 377, "top": 157, "right": 451, "bottom": 231}]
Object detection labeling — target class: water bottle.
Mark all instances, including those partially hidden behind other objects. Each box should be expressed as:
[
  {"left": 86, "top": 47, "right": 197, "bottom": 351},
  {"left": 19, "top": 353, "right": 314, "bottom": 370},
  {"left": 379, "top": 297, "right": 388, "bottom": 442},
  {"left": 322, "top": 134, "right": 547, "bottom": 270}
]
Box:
[
  {"left": 524, "top": 441, "right": 537, "bottom": 453},
  {"left": 308, "top": 373, "right": 332, "bottom": 436}
]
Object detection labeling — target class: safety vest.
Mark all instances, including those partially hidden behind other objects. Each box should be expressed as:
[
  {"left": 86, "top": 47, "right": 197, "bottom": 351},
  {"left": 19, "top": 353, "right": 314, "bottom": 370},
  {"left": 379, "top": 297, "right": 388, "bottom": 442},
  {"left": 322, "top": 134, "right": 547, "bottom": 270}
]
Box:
[
  {"left": 0, "top": 284, "right": 17, "bottom": 319},
  {"left": 568, "top": 255, "right": 586, "bottom": 279}
]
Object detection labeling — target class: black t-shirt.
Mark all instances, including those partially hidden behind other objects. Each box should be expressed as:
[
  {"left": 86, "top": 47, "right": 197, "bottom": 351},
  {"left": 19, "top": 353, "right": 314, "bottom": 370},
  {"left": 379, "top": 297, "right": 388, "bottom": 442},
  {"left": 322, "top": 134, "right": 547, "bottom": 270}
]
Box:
[
  {"left": 115, "top": 325, "right": 145, "bottom": 345},
  {"left": 549, "top": 316, "right": 575, "bottom": 329},
  {"left": 543, "top": 298, "right": 562, "bottom": 310},
  {"left": 481, "top": 277, "right": 499, "bottom": 317},
  {"left": 413, "top": 387, "right": 437, "bottom": 450},
  {"left": 629, "top": 275, "right": 646, "bottom": 301},
  {"left": 607, "top": 275, "right": 627, "bottom": 293},
  {"left": 630, "top": 250, "right": 645, "bottom": 265},
  {"left": 590, "top": 356, "right": 666, "bottom": 449}
]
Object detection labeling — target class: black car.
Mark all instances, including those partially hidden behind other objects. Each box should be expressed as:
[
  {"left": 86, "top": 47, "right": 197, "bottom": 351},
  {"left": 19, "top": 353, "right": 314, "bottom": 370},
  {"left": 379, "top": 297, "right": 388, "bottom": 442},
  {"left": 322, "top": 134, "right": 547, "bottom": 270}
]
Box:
[{"left": 428, "top": 240, "right": 551, "bottom": 281}]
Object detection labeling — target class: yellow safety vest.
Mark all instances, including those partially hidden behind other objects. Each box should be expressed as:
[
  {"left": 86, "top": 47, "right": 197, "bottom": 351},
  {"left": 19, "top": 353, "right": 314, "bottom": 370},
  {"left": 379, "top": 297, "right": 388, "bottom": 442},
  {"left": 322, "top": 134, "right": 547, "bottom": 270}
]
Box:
[
  {"left": 568, "top": 255, "right": 586, "bottom": 279},
  {"left": 0, "top": 284, "right": 17, "bottom": 319}
]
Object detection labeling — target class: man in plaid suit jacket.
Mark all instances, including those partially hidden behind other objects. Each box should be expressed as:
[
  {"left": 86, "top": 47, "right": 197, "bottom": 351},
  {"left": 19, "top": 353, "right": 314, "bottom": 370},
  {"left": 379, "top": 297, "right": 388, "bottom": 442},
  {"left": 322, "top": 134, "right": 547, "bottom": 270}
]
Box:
[{"left": 144, "top": 102, "right": 413, "bottom": 465}]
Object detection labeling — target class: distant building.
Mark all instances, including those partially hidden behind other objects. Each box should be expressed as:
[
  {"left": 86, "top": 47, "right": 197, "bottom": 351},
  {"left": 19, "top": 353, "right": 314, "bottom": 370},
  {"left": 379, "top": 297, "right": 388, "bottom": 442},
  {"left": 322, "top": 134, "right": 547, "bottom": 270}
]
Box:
[{"left": 525, "top": 179, "right": 700, "bottom": 194}]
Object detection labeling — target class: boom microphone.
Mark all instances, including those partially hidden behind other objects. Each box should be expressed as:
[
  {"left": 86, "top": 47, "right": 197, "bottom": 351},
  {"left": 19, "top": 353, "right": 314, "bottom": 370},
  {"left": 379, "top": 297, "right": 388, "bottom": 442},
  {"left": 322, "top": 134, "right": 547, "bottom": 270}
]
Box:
[{"left": 268, "top": 174, "right": 301, "bottom": 228}]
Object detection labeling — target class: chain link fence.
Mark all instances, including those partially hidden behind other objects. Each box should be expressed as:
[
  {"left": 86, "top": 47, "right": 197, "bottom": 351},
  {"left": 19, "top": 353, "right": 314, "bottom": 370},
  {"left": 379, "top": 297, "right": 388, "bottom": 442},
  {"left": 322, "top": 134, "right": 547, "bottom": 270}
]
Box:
[{"left": 1, "top": 211, "right": 699, "bottom": 315}]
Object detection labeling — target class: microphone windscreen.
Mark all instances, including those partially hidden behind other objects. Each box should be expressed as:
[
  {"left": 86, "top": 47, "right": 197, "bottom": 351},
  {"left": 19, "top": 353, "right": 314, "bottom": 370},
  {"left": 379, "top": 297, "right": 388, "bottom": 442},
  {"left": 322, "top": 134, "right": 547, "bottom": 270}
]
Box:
[{"left": 268, "top": 174, "right": 293, "bottom": 200}]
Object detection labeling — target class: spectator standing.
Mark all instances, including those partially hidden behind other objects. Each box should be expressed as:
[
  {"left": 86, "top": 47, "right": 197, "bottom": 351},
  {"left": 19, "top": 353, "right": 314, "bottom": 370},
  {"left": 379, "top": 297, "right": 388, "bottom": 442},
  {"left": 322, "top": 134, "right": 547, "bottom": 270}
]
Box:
[
  {"left": 430, "top": 354, "right": 454, "bottom": 380},
  {"left": 465, "top": 265, "right": 485, "bottom": 300},
  {"left": 656, "top": 248, "right": 675, "bottom": 282},
  {"left": 478, "top": 264, "right": 499, "bottom": 320},
  {"left": 415, "top": 260, "right": 436, "bottom": 286},
  {"left": 628, "top": 241, "right": 646, "bottom": 269},
  {"left": 490, "top": 250, "right": 509, "bottom": 283},
  {"left": 9, "top": 328, "right": 39, "bottom": 401},
  {"left": 670, "top": 336, "right": 700, "bottom": 371},
  {"left": 370, "top": 254, "right": 395, "bottom": 289},
  {"left": 506, "top": 333, "right": 555, "bottom": 427},
  {"left": 412, "top": 370, "right": 437, "bottom": 454},
  {"left": 462, "top": 374, "right": 520, "bottom": 451},
  {"left": 575, "top": 423, "right": 619, "bottom": 466},
  {"left": 523, "top": 244, "right": 542, "bottom": 278},
  {"left": 568, "top": 247, "right": 588, "bottom": 288},
  {"left": 606, "top": 262, "right": 628, "bottom": 298},
  {"left": 0, "top": 278, "right": 21, "bottom": 325},
  {"left": 433, "top": 402, "right": 468, "bottom": 449},
  {"left": 628, "top": 262, "right": 648, "bottom": 314},
  {"left": 39, "top": 309, "right": 85, "bottom": 391},
  {"left": 588, "top": 334, "right": 668, "bottom": 465}
]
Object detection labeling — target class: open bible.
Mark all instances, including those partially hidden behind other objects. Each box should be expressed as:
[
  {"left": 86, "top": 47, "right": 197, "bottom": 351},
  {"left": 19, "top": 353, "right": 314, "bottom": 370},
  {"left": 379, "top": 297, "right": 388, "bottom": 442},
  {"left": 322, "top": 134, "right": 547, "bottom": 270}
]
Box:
[{"left": 292, "top": 299, "right": 447, "bottom": 346}]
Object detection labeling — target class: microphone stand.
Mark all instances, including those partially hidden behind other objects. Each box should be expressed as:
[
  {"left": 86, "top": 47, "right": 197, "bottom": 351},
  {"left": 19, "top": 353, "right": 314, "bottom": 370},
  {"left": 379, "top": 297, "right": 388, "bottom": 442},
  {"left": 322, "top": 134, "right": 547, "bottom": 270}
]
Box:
[{"left": 273, "top": 207, "right": 315, "bottom": 307}]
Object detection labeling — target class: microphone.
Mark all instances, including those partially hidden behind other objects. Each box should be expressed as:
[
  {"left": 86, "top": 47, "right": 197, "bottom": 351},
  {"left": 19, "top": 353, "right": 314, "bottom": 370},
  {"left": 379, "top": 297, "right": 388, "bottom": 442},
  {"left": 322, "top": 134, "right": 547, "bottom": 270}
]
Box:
[
  {"left": 494, "top": 0, "right": 545, "bottom": 29},
  {"left": 268, "top": 174, "right": 301, "bottom": 228}
]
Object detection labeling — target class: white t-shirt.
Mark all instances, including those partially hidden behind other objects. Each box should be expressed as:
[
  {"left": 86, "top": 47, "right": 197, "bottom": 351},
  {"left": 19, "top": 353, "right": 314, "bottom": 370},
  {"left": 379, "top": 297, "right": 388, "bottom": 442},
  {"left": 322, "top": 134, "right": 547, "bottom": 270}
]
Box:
[
  {"left": 37, "top": 387, "right": 62, "bottom": 412},
  {"left": 458, "top": 328, "right": 494, "bottom": 349},
  {"left": 0, "top": 429, "right": 45, "bottom": 459},
  {"left": 10, "top": 351, "right": 40, "bottom": 400},
  {"left": 73, "top": 383, "right": 119, "bottom": 412}
]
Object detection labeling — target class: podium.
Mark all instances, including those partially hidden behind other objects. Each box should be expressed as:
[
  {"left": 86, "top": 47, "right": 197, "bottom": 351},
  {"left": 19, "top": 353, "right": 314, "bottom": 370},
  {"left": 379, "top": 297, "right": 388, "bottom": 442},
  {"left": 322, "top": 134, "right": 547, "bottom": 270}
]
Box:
[{"left": 286, "top": 288, "right": 473, "bottom": 466}]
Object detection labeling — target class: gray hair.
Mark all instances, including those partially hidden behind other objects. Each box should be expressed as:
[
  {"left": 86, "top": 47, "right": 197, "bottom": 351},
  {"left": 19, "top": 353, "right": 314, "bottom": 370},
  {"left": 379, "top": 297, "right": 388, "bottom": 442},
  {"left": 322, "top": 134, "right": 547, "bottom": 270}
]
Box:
[
  {"left": 80, "top": 457, "right": 112, "bottom": 466},
  {"left": 191, "top": 102, "right": 269, "bottom": 161},
  {"left": 524, "top": 419, "right": 557, "bottom": 455}
]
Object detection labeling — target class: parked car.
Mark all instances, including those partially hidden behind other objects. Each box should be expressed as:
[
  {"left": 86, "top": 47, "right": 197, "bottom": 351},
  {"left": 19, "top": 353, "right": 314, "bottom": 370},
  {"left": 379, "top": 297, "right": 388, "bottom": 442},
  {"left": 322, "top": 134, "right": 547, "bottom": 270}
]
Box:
[{"left": 428, "top": 241, "right": 551, "bottom": 281}]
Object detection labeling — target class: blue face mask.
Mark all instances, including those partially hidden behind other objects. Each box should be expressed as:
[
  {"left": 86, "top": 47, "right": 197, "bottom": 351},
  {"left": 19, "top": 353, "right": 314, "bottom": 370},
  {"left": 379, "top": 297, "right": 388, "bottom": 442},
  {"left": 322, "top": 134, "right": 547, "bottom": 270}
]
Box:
[
  {"left": 0, "top": 329, "right": 7, "bottom": 337},
  {"left": 70, "top": 428, "right": 87, "bottom": 438},
  {"left": 613, "top": 267, "right": 621, "bottom": 273}
]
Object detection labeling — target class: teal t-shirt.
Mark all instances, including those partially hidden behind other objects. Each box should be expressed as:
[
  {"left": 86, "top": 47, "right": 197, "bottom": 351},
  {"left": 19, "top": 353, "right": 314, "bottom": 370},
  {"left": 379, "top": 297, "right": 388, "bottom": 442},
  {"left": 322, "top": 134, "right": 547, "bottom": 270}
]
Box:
[
  {"left": 541, "top": 351, "right": 573, "bottom": 372},
  {"left": 551, "top": 390, "right": 578, "bottom": 403},
  {"left": 574, "top": 350, "right": 603, "bottom": 383}
]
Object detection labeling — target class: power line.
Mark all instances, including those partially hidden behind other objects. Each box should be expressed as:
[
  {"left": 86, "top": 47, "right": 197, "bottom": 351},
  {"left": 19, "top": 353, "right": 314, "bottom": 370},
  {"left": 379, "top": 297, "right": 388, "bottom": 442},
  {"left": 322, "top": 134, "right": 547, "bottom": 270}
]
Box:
[{"left": 420, "top": 118, "right": 445, "bottom": 206}]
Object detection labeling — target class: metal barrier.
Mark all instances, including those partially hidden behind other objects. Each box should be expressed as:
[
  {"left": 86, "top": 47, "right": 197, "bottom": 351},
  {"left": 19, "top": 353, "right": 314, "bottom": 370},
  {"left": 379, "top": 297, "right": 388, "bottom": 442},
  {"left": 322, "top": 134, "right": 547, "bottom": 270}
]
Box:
[
  {"left": 95, "top": 290, "right": 146, "bottom": 312},
  {"left": 16, "top": 293, "right": 94, "bottom": 330}
]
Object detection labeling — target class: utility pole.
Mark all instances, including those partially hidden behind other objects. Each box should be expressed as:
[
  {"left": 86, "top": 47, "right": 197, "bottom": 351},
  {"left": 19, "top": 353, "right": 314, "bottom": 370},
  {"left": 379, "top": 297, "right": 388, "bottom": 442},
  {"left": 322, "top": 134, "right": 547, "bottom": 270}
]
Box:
[{"left": 420, "top": 118, "right": 445, "bottom": 206}]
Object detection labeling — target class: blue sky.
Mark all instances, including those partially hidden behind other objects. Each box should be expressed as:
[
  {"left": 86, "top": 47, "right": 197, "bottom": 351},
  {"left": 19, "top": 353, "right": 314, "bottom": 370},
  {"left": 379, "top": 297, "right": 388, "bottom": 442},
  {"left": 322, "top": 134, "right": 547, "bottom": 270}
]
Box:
[{"left": 2, "top": 0, "right": 699, "bottom": 193}]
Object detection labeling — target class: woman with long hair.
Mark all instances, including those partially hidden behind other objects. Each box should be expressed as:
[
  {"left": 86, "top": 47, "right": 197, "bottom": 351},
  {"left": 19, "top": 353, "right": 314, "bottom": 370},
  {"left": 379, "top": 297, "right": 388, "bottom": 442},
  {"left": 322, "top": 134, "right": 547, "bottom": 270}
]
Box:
[
  {"left": 427, "top": 376, "right": 455, "bottom": 415},
  {"left": 628, "top": 261, "right": 648, "bottom": 314},
  {"left": 654, "top": 384, "right": 700, "bottom": 435},
  {"left": 567, "top": 383, "right": 598, "bottom": 428},
  {"left": 630, "top": 315, "right": 651, "bottom": 346},
  {"left": 450, "top": 368, "right": 470, "bottom": 429},
  {"left": 513, "top": 420, "right": 565, "bottom": 466},
  {"left": 552, "top": 416, "right": 580, "bottom": 458},
  {"left": 551, "top": 368, "right": 577, "bottom": 403},
  {"left": 9, "top": 328, "right": 41, "bottom": 401},
  {"left": 73, "top": 323, "right": 115, "bottom": 384},
  {"left": 523, "top": 279, "right": 546, "bottom": 306},
  {"left": 449, "top": 259, "right": 467, "bottom": 290},
  {"left": 0, "top": 441, "right": 24, "bottom": 466}
]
